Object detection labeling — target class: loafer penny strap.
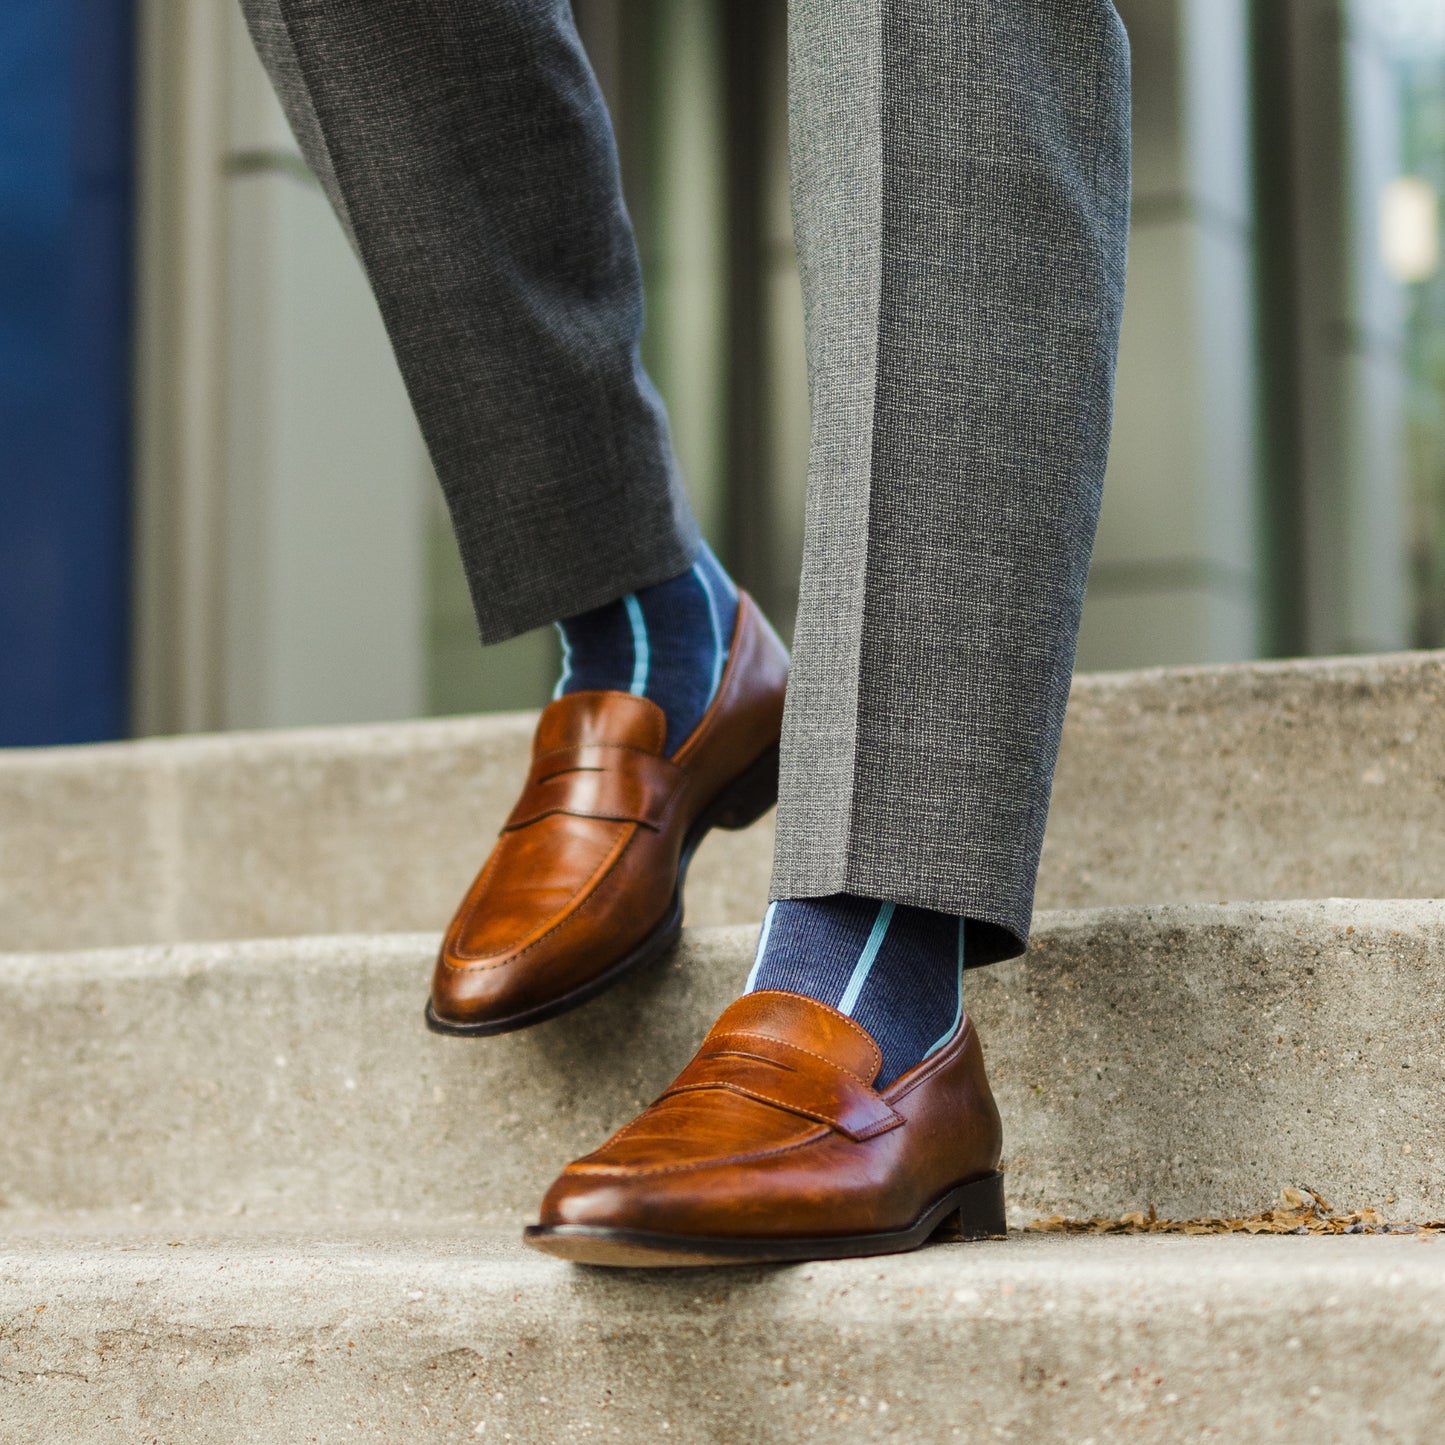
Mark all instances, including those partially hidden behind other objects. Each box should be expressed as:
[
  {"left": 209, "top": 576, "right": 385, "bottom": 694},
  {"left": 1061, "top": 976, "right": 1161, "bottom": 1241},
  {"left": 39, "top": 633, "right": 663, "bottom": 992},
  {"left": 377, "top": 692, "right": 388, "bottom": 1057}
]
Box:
[
  {"left": 658, "top": 1030, "right": 904, "bottom": 1142},
  {"left": 504, "top": 744, "right": 685, "bottom": 832}
]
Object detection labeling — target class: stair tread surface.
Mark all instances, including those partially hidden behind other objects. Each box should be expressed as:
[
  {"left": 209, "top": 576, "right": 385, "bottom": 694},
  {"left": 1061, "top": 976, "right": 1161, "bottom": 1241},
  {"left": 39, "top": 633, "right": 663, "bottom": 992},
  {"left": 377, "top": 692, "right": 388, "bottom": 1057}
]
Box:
[{"left": 3, "top": 1228, "right": 1442, "bottom": 1443}]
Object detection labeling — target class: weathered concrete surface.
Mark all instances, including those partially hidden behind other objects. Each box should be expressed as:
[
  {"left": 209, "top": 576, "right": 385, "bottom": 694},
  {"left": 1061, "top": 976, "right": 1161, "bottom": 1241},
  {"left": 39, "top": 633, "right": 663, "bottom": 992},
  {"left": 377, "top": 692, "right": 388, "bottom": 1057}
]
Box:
[
  {"left": 0, "top": 711, "right": 770, "bottom": 953},
  {"left": 2, "top": 903, "right": 1440, "bottom": 1226},
  {"left": 2, "top": 1228, "right": 1443, "bottom": 1444},
  {"left": 973, "top": 900, "right": 1445, "bottom": 1221},
  {"left": 0, "top": 930, "right": 739, "bottom": 1227},
  {"left": 5, "top": 649, "right": 1445, "bottom": 953},
  {"left": 1039, "top": 649, "right": 1445, "bottom": 911}
]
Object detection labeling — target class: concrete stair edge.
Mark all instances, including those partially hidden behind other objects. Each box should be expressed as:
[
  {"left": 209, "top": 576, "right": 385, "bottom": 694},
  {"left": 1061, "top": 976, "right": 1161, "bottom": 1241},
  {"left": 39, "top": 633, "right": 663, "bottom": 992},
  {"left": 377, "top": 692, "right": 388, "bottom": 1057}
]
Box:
[
  {"left": 4, "top": 643, "right": 1441, "bottom": 771},
  {"left": 0, "top": 708, "right": 541, "bottom": 772}
]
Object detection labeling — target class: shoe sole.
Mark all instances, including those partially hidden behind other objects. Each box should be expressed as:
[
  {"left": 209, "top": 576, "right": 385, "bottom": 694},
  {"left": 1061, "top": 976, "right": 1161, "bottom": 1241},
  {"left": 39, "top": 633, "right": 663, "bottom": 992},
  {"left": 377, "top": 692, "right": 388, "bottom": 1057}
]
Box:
[
  {"left": 423, "top": 740, "right": 781, "bottom": 1039},
  {"left": 521, "top": 1171, "right": 1007, "bottom": 1267}
]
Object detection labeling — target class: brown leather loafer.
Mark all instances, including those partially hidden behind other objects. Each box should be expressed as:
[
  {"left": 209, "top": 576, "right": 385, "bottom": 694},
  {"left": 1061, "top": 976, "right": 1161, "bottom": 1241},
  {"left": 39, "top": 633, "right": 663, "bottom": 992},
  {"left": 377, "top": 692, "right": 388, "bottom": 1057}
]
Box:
[
  {"left": 524, "top": 990, "right": 1006, "bottom": 1266},
  {"left": 426, "top": 592, "right": 789, "bottom": 1037}
]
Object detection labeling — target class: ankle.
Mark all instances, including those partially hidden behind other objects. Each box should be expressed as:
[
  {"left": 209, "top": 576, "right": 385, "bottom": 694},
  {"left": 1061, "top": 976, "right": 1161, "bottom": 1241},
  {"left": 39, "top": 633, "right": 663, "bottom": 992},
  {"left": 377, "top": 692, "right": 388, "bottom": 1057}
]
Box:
[
  {"left": 554, "top": 543, "right": 738, "bottom": 754},
  {"left": 745, "top": 894, "right": 964, "bottom": 1088}
]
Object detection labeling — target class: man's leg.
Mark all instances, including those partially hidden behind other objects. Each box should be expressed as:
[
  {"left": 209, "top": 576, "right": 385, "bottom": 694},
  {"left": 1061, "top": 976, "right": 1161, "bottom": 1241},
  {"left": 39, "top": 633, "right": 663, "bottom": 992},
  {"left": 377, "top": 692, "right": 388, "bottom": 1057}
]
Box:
[
  {"left": 735, "top": 0, "right": 1131, "bottom": 1090},
  {"left": 238, "top": 0, "right": 699, "bottom": 636},
  {"left": 734, "top": 0, "right": 1132, "bottom": 1090},
  {"left": 531, "top": 0, "right": 1131, "bottom": 1264},
  {"left": 238, "top": 0, "right": 790, "bottom": 1033},
  {"left": 775, "top": 0, "right": 1132, "bottom": 958}
]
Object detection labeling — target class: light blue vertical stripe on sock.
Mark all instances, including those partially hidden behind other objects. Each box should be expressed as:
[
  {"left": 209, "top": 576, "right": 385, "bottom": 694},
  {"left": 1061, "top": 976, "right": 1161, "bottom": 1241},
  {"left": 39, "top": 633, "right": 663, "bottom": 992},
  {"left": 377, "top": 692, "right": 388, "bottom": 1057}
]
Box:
[
  {"left": 692, "top": 560, "right": 726, "bottom": 702},
  {"left": 552, "top": 623, "right": 572, "bottom": 701},
  {"left": 924, "top": 918, "right": 966, "bottom": 1058},
  {"left": 624, "top": 594, "right": 650, "bottom": 695},
  {"left": 743, "top": 901, "right": 778, "bottom": 992},
  {"left": 838, "top": 902, "right": 895, "bottom": 1016}
]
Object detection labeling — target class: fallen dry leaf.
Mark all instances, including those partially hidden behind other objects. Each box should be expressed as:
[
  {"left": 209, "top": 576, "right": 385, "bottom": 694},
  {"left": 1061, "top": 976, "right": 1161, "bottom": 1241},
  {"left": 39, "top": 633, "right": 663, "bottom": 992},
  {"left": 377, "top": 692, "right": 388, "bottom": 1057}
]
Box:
[{"left": 1024, "top": 1188, "right": 1445, "bottom": 1237}]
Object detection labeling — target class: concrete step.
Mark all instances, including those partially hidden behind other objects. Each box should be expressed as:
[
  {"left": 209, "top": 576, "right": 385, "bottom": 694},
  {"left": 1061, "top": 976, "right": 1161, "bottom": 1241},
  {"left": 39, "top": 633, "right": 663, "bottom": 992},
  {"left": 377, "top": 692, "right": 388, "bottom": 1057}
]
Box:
[
  {"left": 4, "top": 649, "right": 1445, "bottom": 954},
  {"left": 4, "top": 901, "right": 1440, "bottom": 1227},
  {"left": 0, "top": 709, "right": 769, "bottom": 954},
  {"left": 2, "top": 1225, "right": 1442, "bottom": 1443}
]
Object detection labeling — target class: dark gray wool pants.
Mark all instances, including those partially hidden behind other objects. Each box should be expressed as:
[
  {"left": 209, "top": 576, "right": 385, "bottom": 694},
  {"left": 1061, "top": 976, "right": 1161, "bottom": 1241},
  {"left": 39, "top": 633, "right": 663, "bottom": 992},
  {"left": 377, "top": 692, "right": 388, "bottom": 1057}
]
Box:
[{"left": 240, "top": 0, "right": 1132, "bottom": 965}]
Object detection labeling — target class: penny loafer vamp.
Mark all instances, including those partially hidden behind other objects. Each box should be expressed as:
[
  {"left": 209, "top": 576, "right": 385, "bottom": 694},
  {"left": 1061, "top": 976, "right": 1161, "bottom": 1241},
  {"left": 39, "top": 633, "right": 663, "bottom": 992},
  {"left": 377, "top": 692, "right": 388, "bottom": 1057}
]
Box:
[
  {"left": 528, "top": 991, "right": 1005, "bottom": 1261},
  {"left": 429, "top": 593, "right": 789, "bottom": 1034}
]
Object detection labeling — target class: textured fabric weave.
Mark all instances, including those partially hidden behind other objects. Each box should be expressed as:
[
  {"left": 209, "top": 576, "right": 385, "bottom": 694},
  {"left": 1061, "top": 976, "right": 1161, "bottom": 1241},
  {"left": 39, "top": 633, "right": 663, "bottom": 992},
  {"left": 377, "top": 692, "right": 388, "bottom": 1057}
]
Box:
[
  {"left": 239, "top": 0, "right": 1132, "bottom": 961},
  {"left": 775, "top": 0, "right": 1132, "bottom": 961},
  {"left": 238, "top": 0, "right": 700, "bottom": 642}
]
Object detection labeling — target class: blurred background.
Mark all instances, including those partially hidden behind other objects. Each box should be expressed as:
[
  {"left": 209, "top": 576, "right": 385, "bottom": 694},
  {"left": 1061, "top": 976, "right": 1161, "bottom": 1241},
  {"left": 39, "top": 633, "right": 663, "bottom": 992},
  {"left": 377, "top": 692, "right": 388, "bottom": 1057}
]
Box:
[{"left": 1, "top": 0, "right": 1442, "bottom": 747}]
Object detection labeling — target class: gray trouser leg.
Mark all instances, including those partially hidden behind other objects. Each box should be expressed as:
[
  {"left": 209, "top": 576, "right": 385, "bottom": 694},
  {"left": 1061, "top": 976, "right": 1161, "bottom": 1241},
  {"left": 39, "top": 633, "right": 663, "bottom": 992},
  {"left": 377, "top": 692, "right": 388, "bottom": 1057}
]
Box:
[
  {"left": 237, "top": 0, "right": 700, "bottom": 642},
  {"left": 771, "top": 0, "right": 1133, "bottom": 963},
  {"left": 242, "top": 0, "right": 1130, "bottom": 958}
]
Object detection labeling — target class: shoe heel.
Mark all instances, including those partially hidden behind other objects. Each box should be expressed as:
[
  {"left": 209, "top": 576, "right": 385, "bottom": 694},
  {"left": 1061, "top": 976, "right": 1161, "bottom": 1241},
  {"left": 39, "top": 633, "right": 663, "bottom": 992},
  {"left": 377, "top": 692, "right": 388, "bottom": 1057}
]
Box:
[
  {"left": 712, "top": 743, "right": 780, "bottom": 830},
  {"left": 931, "top": 1171, "right": 1007, "bottom": 1242}
]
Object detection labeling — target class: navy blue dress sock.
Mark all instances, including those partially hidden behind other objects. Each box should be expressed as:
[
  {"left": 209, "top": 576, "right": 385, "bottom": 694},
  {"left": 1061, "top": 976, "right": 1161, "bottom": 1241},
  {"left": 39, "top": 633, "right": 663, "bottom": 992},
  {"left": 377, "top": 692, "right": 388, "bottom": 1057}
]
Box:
[
  {"left": 744, "top": 895, "right": 965, "bottom": 1089},
  {"left": 555, "top": 541, "right": 738, "bottom": 756}
]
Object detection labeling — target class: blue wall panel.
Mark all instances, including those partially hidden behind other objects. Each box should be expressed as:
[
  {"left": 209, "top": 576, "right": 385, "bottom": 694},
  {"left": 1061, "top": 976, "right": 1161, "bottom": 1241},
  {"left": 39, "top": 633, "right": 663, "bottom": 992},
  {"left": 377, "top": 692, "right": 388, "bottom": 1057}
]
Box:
[{"left": 0, "top": 2, "right": 134, "bottom": 745}]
